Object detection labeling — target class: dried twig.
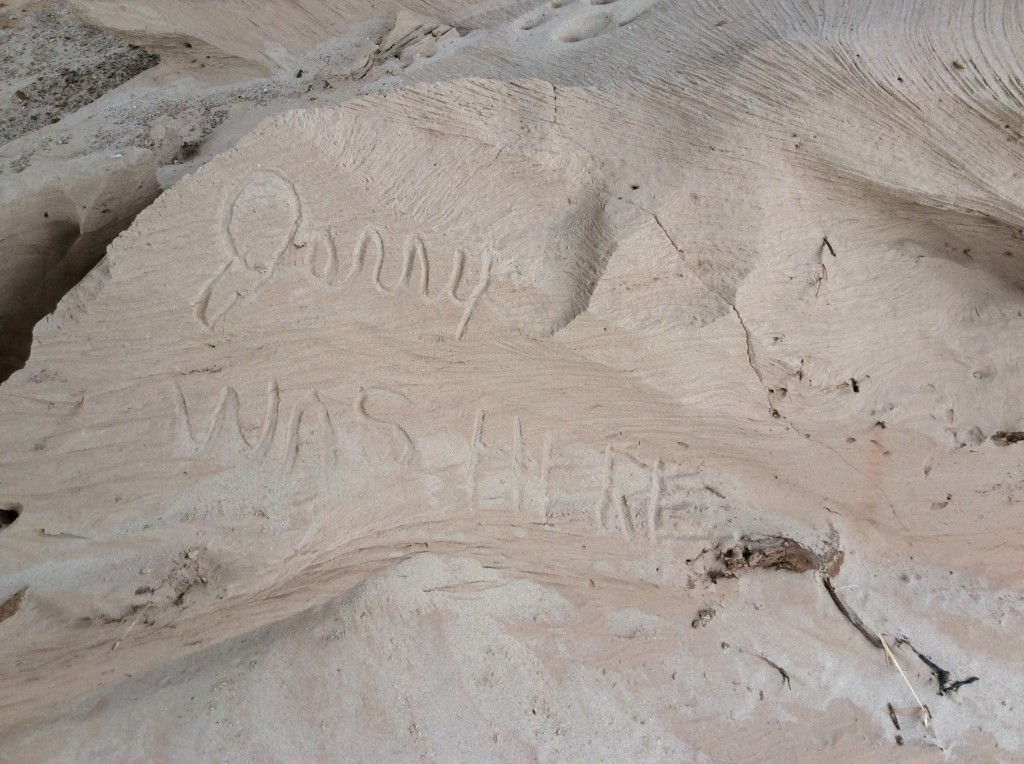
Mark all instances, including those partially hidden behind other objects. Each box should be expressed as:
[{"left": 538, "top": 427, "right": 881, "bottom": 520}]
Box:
[
  {"left": 887, "top": 702, "right": 901, "bottom": 730},
  {"left": 822, "top": 576, "right": 882, "bottom": 648},
  {"left": 759, "top": 655, "right": 792, "bottom": 689},
  {"left": 991, "top": 431, "right": 1024, "bottom": 446},
  {"left": 906, "top": 644, "right": 979, "bottom": 695}
]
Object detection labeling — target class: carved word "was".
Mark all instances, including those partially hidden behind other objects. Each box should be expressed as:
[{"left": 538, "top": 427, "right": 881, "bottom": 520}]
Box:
[{"left": 173, "top": 380, "right": 415, "bottom": 477}]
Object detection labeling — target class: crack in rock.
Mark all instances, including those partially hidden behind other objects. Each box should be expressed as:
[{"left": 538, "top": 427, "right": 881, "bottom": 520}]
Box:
[{"left": 731, "top": 304, "right": 778, "bottom": 419}]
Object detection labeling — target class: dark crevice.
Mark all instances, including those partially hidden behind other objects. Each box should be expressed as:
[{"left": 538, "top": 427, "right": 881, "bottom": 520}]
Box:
[
  {"left": 0, "top": 503, "right": 22, "bottom": 530},
  {"left": 0, "top": 204, "right": 150, "bottom": 385}
]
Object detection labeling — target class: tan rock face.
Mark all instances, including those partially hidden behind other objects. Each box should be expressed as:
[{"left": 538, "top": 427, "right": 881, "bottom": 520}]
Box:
[
  {"left": 2, "top": 1, "right": 1024, "bottom": 758},
  {"left": 0, "top": 148, "right": 165, "bottom": 381}
]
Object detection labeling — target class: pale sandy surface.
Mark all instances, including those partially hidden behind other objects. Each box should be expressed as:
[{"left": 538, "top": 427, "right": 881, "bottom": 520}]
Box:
[{"left": 2, "top": 1, "right": 1024, "bottom": 761}]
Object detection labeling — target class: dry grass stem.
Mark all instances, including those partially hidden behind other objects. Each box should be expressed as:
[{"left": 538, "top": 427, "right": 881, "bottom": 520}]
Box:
[{"left": 879, "top": 633, "right": 931, "bottom": 727}]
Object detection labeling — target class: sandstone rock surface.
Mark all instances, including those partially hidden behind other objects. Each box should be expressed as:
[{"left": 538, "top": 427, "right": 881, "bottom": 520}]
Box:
[{"left": 2, "top": 1, "right": 1024, "bottom": 760}]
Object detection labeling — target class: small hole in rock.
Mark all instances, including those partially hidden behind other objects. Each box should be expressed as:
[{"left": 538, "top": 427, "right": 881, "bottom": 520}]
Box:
[{"left": 0, "top": 503, "right": 22, "bottom": 530}]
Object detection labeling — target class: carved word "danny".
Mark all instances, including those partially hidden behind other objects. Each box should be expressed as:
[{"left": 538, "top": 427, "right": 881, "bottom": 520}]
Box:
[{"left": 194, "top": 170, "right": 491, "bottom": 338}]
